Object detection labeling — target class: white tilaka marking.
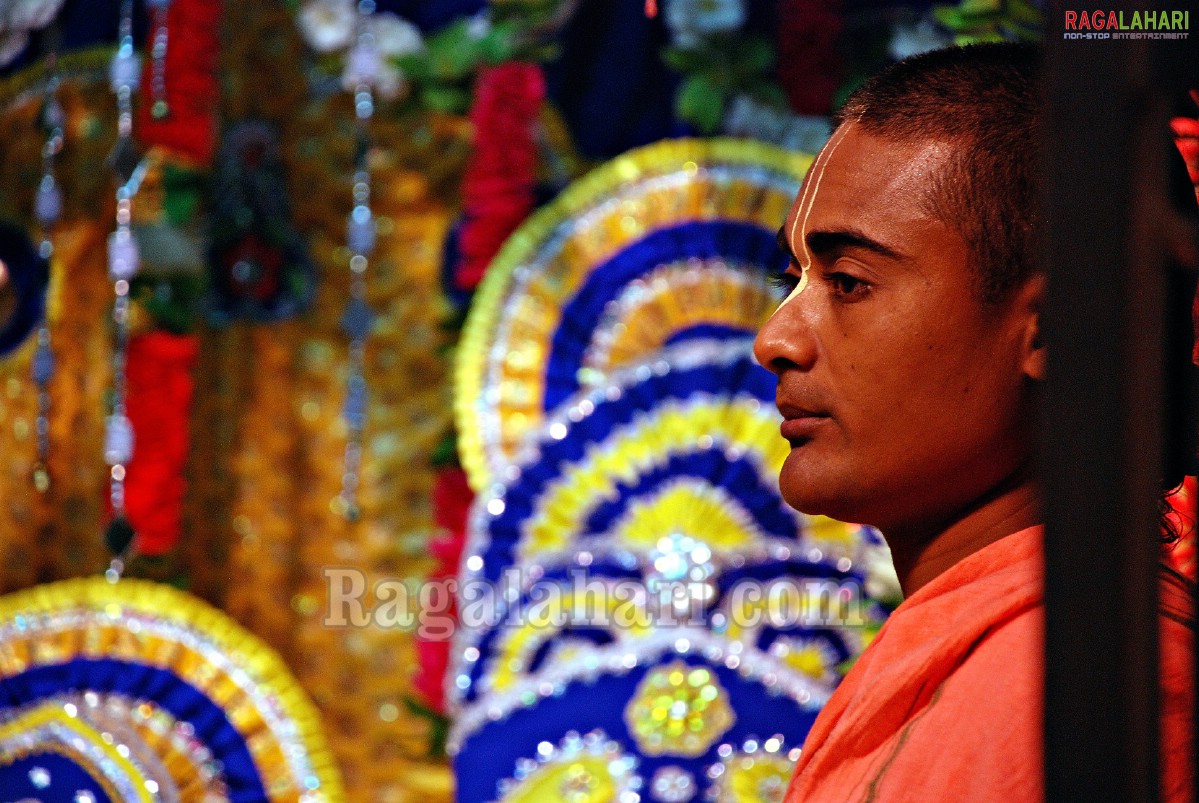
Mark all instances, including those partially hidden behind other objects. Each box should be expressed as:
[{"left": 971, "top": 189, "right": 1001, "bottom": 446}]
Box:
[{"left": 776, "top": 124, "right": 852, "bottom": 310}]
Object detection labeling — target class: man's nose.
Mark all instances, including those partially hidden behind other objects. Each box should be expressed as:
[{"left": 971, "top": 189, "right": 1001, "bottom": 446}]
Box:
[{"left": 754, "top": 299, "right": 817, "bottom": 374}]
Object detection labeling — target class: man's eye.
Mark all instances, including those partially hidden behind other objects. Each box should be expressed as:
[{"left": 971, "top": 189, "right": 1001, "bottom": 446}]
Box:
[
  {"left": 828, "top": 272, "right": 869, "bottom": 299},
  {"left": 768, "top": 271, "right": 800, "bottom": 299}
]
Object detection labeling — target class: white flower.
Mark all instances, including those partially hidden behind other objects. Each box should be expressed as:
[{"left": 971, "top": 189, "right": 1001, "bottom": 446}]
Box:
[
  {"left": 665, "top": 0, "right": 745, "bottom": 48},
  {"left": 2, "top": 0, "right": 66, "bottom": 32},
  {"left": 0, "top": 30, "right": 27, "bottom": 66},
  {"left": 889, "top": 18, "right": 952, "bottom": 61},
  {"left": 367, "top": 12, "right": 424, "bottom": 58},
  {"left": 372, "top": 63, "right": 405, "bottom": 101},
  {"left": 298, "top": 0, "right": 357, "bottom": 53},
  {"left": 341, "top": 43, "right": 406, "bottom": 101},
  {"left": 466, "top": 9, "right": 491, "bottom": 40}
]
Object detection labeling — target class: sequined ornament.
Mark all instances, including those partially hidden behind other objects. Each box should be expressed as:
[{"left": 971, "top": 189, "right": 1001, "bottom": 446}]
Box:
[
  {"left": 704, "top": 737, "right": 800, "bottom": 802},
  {"left": 495, "top": 730, "right": 641, "bottom": 802},
  {"left": 651, "top": 765, "right": 698, "bottom": 802},
  {"left": 455, "top": 138, "right": 812, "bottom": 491},
  {"left": 0, "top": 577, "right": 345, "bottom": 799},
  {"left": 456, "top": 342, "right": 868, "bottom": 591},
  {"left": 625, "top": 662, "right": 734, "bottom": 757}
]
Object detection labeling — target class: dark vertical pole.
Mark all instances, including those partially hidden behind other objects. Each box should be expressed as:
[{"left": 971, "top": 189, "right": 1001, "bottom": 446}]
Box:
[{"left": 1041, "top": 7, "right": 1178, "bottom": 802}]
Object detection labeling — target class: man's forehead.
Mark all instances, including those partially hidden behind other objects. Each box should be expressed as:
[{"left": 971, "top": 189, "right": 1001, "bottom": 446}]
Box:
[{"left": 785, "top": 125, "right": 953, "bottom": 236}]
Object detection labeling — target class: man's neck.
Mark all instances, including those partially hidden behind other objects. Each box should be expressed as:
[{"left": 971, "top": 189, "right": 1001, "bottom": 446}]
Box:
[{"left": 884, "top": 470, "right": 1042, "bottom": 598}]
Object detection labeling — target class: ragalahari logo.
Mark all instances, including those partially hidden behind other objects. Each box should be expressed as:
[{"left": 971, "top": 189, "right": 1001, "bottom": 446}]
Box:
[{"left": 1064, "top": 9, "right": 1189, "bottom": 40}]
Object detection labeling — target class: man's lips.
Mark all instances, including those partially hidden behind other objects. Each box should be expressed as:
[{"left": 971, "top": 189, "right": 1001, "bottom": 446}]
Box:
[{"left": 777, "top": 402, "right": 830, "bottom": 442}]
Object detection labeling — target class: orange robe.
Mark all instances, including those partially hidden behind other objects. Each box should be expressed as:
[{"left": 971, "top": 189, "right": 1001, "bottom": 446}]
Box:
[{"left": 785, "top": 525, "right": 1193, "bottom": 802}]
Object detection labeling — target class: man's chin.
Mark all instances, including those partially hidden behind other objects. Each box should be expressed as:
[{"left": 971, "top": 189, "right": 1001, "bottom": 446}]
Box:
[
  {"left": 779, "top": 476, "right": 840, "bottom": 518},
  {"left": 778, "top": 461, "right": 862, "bottom": 522}
]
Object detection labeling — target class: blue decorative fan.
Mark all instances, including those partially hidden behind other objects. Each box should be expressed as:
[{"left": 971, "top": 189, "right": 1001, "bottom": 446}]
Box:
[
  {"left": 455, "top": 138, "right": 812, "bottom": 491},
  {"left": 0, "top": 577, "right": 343, "bottom": 801}
]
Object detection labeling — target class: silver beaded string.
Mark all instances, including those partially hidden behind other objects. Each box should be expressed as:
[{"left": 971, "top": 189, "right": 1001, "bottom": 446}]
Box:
[
  {"left": 147, "top": 0, "right": 172, "bottom": 119},
  {"left": 336, "top": 0, "right": 378, "bottom": 522},
  {"left": 104, "top": 0, "right": 145, "bottom": 581},
  {"left": 31, "top": 42, "right": 65, "bottom": 496}
]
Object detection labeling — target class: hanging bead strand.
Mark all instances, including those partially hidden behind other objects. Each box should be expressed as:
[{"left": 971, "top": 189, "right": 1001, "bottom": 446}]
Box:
[
  {"left": 147, "top": 0, "right": 172, "bottom": 119},
  {"left": 336, "top": 0, "right": 378, "bottom": 522},
  {"left": 31, "top": 37, "right": 65, "bottom": 496},
  {"left": 104, "top": 0, "right": 144, "bottom": 580}
]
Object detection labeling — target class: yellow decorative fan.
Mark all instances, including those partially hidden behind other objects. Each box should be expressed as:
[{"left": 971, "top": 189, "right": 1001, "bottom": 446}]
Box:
[
  {"left": 456, "top": 138, "right": 811, "bottom": 491},
  {"left": 0, "top": 577, "right": 344, "bottom": 801}
]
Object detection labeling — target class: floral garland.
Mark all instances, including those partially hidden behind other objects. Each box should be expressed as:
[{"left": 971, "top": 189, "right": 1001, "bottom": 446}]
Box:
[
  {"left": 122, "top": 330, "right": 197, "bottom": 555},
  {"left": 133, "top": 0, "right": 221, "bottom": 165},
  {"left": 416, "top": 466, "right": 471, "bottom": 712},
  {"left": 455, "top": 61, "right": 544, "bottom": 291}
]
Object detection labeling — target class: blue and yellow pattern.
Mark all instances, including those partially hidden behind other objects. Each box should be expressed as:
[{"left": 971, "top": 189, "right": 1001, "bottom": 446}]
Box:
[
  {"left": 455, "top": 138, "right": 812, "bottom": 491},
  {"left": 0, "top": 577, "right": 344, "bottom": 801}
]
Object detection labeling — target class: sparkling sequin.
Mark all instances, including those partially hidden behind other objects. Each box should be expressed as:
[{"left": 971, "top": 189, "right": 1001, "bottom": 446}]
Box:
[{"left": 625, "top": 662, "right": 734, "bottom": 757}]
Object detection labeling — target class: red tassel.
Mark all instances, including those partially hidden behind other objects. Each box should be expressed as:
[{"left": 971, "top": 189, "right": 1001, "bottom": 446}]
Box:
[{"left": 645, "top": 0, "right": 658, "bottom": 18}]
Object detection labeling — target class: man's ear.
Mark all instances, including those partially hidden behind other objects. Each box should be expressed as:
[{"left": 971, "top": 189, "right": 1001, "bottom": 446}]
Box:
[{"left": 1017, "top": 273, "right": 1048, "bottom": 381}]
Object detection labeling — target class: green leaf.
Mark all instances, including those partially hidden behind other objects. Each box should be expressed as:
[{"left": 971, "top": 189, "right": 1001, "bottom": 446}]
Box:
[
  {"left": 1007, "top": 0, "right": 1044, "bottom": 26},
  {"left": 663, "top": 46, "right": 713, "bottom": 73},
  {"left": 959, "top": 0, "right": 1002, "bottom": 14},
  {"left": 162, "top": 165, "right": 204, "bottom": 226},
  {"left": 480, "top": 22, "right": 519, "bottom": 63},
  {"left": 404, "top": 696, "right": 450, "bottom": 759},
  {"left": 955, "top": 31, "right": 1006, "bottom": 44},
  {"left": 431, "top": 432, "right": 458, "bottom": 467},
  {"left": 932, "top": 6, "right": 968, "bottom": 31},
  {"left": 421, "top": 85, "right": 472, "bottom": 114},
  {"left": 747, "top": 83, "right": 788, "bottom": 109},
  {"left": 676, "top": 75, "right": 727, "bottom": 134},
  {"left": 397, "top": 54, "right": 431, "bottom": 81},
  {"left": 737, "top": 37, "right": 776, "bottom": 74},
  {"left": 427, "top": 21, "right": 481, "bottom": 79}
]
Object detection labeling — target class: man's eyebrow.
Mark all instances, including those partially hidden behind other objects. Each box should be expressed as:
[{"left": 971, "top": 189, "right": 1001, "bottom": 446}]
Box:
[{"left": 805, "top": 228, "right": 908, "bottom": 261}]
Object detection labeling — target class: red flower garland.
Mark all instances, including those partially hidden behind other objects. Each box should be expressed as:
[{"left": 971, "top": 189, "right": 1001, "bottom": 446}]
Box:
[
  {"left": 776, "top": 0, "right": 843, "bottom": 116},
  {"left": 135, "top": 0, "right": 222, "bottom": 165},
  {"left": 455, "top": 62, "right": 545, "bottom": 291},
  {"left": 123, "top": 331, "right": 199, "bottom": 556},
  {"left": 413, "top": 466, "right": 473, "bottom": 714}
]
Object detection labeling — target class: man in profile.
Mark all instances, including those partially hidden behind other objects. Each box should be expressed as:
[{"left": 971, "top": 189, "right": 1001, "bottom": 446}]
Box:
[{"left": 754, "top": 43, "right": 1193, "bottom": 800}]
